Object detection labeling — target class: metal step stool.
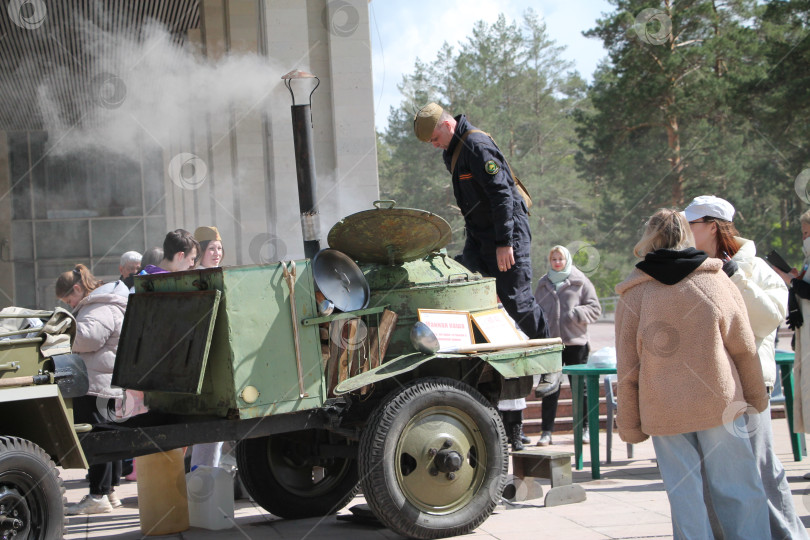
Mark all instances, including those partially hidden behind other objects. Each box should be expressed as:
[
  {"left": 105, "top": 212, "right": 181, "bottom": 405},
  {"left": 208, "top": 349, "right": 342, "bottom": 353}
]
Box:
[{"left": 507, "top": 448, "right": 586, "bottom": 507}]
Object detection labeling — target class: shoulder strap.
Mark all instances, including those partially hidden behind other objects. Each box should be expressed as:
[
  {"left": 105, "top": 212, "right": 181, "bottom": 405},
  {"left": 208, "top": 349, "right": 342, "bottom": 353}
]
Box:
[
  {"left": 450, "top": 129, "right": 533, "bottom": 211},
  {"left": 450, "top": 130, "right": 484, "bottom": 174}
]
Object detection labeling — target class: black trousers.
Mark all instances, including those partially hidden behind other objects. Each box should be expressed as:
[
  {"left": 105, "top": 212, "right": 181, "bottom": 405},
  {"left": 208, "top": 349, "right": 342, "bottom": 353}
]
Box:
[
  {"left": 462, "top": 216, "right": 548, "bottom": 339},
  {"left": 540, "top": 343, "right": 590, "bottom": 432},
  {"left": 73, "top": 395, "right": 121, "bottom": 496}
]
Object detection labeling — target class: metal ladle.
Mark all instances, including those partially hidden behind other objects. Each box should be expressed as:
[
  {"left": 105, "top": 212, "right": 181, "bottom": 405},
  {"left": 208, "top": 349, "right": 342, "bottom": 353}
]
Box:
[{"left": 410, "top": 321, "right": 441, "bottom": 354}]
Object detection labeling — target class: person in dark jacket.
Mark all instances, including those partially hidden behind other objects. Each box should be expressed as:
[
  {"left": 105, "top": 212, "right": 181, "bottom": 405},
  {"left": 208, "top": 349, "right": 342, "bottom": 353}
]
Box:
[
  {"left": 141, "top": 230, "right": 198, "bottom": 274},
  {"left": 414, "top": 103, "right": 548, "bottom": 449}
]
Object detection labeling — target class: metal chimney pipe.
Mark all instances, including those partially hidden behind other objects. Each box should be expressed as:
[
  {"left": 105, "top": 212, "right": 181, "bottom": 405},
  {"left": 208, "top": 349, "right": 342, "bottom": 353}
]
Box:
[{"left": 282, "top": 70, "right": 321, "bottom": 259}]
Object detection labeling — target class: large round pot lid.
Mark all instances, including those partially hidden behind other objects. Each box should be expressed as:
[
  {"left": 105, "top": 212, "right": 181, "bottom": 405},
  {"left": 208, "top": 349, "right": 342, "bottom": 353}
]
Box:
[
  {"left": 312, "top": 249, "right": 370, "bottom": 312},
  {"left": 327, "top": 200, "right": 452, "bottom": 265}
]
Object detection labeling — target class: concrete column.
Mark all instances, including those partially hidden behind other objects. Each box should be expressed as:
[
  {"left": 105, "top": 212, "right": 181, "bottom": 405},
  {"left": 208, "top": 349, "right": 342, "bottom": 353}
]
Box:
[
  {"left": 226, "top": 0, "right": 264, "bottom": 266},
  {"left": 323, "top": 0, "right": 379, "bottom": 222},
  {"left": 264, "top": 0, "right": 314, "bottom": 260},
  {"left": 197, "top": 0, "right": 240, "bottom": 262},
  {"left": 0, "top": 131, "right": 13, "bottom": 308}
]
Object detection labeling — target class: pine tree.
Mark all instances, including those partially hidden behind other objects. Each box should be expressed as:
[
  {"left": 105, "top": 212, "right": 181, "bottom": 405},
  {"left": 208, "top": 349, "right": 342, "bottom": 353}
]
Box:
[
  {"left": 736, "top": 0, "right": 810, "bottom": 262},
  {"left": 577, "top": 0, "right": 782, "bottom": 280}
]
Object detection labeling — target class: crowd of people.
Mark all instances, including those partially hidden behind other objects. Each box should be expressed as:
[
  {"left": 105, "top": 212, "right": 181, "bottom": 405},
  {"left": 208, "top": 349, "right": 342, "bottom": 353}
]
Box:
[
  {"left": 58, "top": 226, "right": 224, "bottom": 515},
  {"left": 415, "top": 102, "right": 809, "bottom": 539},
  {"left": 53, "top": 102, "right": 810, "bottom": 535}
]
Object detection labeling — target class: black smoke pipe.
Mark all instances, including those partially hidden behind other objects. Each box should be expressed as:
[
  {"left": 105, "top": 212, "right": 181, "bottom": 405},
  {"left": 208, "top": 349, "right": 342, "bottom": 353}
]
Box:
[{"left": 283, "top": 70, "right": 321, "bottom": 259}]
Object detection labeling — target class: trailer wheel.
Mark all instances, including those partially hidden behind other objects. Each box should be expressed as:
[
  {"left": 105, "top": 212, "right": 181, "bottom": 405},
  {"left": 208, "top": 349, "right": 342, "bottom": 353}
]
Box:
[
  {"left": 359, "top": 377, "right": 508, "bottom": 539},
  {"left": 235, "top": 430, "right": 359, "bottom": 519},
  {"left": 0, "top": 437, "right": 65, "bottom": 540}
]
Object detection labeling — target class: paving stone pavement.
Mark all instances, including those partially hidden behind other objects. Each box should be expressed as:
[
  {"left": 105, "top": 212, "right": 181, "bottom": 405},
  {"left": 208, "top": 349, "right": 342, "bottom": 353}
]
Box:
[
  {"left": 62, "top": 323, "right": 810, "bottom": 539},
  {"left": 62, "top": 415, "right": 810, "bottom": 540}
]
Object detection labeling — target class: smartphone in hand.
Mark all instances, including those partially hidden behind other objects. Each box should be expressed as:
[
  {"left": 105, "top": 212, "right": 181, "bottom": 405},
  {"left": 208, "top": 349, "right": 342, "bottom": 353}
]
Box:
[{"left": 765, "top": 250, "right": 792, "bottom": 273}]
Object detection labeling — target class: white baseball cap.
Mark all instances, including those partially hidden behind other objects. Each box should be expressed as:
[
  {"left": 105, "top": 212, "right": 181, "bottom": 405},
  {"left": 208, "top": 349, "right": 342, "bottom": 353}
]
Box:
[{"left": 683, "top": 195, "right": 735, "bottom": 222}]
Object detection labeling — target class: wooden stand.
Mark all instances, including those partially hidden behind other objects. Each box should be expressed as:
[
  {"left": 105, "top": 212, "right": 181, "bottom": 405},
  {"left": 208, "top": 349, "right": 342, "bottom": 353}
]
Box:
[{"left": 507, "top": 448, "right": 586, "bottom": 507}]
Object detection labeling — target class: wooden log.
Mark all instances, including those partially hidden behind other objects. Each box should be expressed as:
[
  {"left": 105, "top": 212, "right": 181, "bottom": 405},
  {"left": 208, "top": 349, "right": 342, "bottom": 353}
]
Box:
[
  {"left": 346, "top": 319, "right": 362, "bottom": 377},
  {"left": 326, "top": 320, "right": 343, "bottom": 397},
  {"left": 369, "top": 309, "right": 398, "bottom": 370},
  {"left": 364, "top": 328, "right": 377, "bottom": 373},
  {"left": 356, "top": 322, "right": 370, "bottom": 376}
]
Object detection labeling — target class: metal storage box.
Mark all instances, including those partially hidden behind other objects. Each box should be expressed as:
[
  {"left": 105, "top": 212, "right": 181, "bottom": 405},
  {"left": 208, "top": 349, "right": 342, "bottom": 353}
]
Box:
[{"left": 114, "top": 261, "right": 323, "bottom": 418}]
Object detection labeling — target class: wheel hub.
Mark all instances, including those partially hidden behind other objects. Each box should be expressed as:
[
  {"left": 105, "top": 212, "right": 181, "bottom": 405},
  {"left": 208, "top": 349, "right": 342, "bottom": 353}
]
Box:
[
  {"left": 434, "top": 449, "right": 463, "bottom": 473},
  {"left": 0, "top": 487, "right": 30, "bottom": 539}
]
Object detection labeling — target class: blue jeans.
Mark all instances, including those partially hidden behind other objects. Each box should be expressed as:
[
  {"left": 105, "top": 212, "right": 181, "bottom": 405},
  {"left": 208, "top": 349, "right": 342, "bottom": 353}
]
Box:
[{"left": 652, "top": 418, "right": 770, "bottom": 540}]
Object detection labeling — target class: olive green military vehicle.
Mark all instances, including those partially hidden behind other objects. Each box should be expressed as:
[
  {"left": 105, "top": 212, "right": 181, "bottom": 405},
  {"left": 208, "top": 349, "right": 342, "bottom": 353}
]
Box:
[
  {"left": 2, "top": 203, "right": 562, "bottom": 540},
  {"left": 0, "top": 310, "right": 89, "bottom": 540}
]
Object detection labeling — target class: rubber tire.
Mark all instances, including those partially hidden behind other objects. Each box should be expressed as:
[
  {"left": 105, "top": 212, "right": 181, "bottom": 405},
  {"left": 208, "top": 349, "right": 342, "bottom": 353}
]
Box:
[
  {"left": 359, "top": 377, "right": 508, "bottom": 539},
  {"left": 0, "top": 437, "right": 65, "bottom": 540},
  {"left": 235, "top": 430, "right": 360, "bottom": 519}
]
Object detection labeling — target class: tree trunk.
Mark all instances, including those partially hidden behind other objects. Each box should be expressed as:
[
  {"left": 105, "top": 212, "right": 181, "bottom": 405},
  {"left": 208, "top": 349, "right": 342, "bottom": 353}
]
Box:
[
  {"left": 665, "top": 0, "right": 684, "bottom": 206},
  {"left": 780, "top": 198, "right": 788, "bottom": 259}
]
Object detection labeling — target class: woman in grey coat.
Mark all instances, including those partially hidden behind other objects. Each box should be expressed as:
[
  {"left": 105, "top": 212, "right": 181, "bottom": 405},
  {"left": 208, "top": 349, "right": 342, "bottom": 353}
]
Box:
[{"left": 534, "top": 246, "right": 601, "bottom": 445}]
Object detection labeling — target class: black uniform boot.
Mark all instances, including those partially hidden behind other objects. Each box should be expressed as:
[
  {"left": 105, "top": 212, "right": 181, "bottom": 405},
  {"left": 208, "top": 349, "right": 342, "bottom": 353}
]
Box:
[
  {"left": 501, "top": 410, "right": 524, "bottom": 451},
  {"left": 510, "top": 422, "right": 525, "bottom": 451},
  {"left": 517, "top": 411, "right": 530, "bottom": 444}
]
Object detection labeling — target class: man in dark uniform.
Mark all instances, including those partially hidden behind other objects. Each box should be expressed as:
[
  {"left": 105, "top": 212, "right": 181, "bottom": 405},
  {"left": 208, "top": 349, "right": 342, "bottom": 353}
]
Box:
[
  {"left": 414, "top": 103, "right": 548, "bottom": 449},
  {"left": 414, "top": 102, "right": 547, "bottom": 340}
]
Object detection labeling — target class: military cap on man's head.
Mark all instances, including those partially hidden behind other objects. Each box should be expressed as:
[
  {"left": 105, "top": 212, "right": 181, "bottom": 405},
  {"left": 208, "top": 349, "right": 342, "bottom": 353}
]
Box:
[
  {"left": 194, "top": 226, "right": 221, "bottom": 243},
  {"left": 413, "top": 102, "right": 444, "bottom": 142}
]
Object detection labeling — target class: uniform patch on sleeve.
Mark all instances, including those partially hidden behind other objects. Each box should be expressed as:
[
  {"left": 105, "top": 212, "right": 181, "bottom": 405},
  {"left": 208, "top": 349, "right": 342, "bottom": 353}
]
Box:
[{"left": 485, "top": 160, "right": 500, "bottom": 175}]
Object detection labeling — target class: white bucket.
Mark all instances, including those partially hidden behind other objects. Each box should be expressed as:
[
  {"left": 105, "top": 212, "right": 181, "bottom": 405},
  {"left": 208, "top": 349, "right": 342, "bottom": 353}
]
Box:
[{"left": 186, "top": 466, "right": 235, "bottom": 530}]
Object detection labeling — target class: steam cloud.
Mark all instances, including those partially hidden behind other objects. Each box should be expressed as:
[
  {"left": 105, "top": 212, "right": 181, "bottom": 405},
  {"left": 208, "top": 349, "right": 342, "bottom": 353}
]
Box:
[{"left": 39, "top": 20, "right": 294, "bottom": 157}]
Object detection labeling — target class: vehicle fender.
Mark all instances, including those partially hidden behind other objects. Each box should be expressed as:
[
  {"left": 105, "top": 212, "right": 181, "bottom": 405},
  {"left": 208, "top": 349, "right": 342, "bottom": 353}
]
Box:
[
  {"left": 333, "top": 344, "right": 563, "bottom": 395},
  {"left": 0, "top": 385, "right": 88, "bottom": 469}
]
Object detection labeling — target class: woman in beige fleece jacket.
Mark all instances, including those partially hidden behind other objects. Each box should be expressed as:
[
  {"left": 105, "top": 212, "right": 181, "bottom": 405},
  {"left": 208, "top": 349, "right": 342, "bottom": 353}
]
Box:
[{"left": 615, "top": 209, "right": 769, "bottom": 540}]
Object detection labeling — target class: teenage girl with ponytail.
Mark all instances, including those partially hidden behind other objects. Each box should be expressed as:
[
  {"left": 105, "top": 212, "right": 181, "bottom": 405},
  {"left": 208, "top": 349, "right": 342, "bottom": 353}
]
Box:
[{"left": 56, "top": 264, "right": 129, "bottom": 515}]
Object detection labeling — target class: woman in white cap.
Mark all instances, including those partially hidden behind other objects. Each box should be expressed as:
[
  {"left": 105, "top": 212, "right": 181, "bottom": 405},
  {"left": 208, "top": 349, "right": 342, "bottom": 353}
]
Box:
[{"left": 684, "top": 195, "right": 805, "bottom": 539}]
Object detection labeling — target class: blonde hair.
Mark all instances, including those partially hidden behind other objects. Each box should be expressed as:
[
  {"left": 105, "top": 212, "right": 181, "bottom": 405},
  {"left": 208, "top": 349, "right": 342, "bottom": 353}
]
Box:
[
  {"left": 633, "top": 209, "right": 695, "bottom": 258},
  {"left": 548, "top": 246, "right": 566, "bottom": 260},
  {"left": 55, "top": 264, "right": 102, "bottom": 299},
  {"left": 800, "top": 209, "right": 810, "bottom": 226}
]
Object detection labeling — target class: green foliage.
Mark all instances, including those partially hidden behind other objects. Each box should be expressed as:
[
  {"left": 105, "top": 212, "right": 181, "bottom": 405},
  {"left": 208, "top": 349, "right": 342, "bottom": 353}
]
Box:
[
  {"left": 577, "top": 0, "right": 810, "bottom": 281},
  {"left": 379, "top": 2, "right": 810, "bottom": 296},
  {"left": 734, "top": 0, "right": 810, "bottom": 265}
]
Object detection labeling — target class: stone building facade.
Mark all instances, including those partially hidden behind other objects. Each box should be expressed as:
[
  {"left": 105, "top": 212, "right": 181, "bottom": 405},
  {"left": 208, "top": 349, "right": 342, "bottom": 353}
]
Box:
[{"left": 0, "top": 0, "right": 378, "bottom": 308}]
